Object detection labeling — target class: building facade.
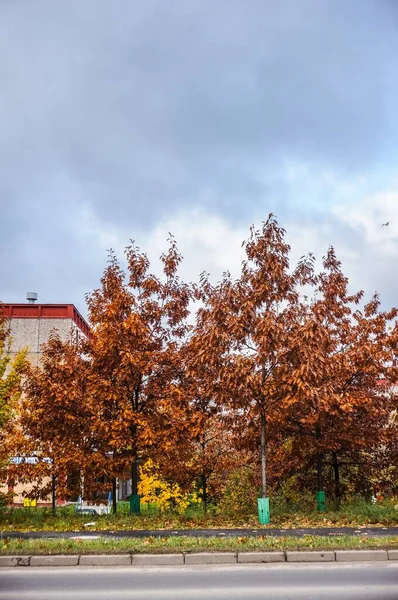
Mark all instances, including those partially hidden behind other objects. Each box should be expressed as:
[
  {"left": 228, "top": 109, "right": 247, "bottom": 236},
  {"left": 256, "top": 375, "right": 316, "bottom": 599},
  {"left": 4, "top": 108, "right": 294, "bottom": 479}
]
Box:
[{"left": 2, "top": 299, "right": 90, "bottom": 365}]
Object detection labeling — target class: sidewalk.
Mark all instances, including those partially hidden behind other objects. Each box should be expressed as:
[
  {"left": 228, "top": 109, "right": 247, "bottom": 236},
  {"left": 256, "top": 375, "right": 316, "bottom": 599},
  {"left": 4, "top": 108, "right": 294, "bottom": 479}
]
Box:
[{"left": 2, "top": 526, "right": 398, "bottom": 539}]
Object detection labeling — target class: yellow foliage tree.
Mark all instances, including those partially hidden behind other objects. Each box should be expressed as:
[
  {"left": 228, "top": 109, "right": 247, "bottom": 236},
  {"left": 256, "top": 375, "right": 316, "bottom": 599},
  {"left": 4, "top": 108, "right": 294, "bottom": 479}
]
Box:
[
  {"left": 0, "top": 317, "right": 27, "bottom": 505},
  {"left": 0, "top": 319, "right": 26, "bottom": 460},
  {"left": 138, "top": 459, "right": 194, "bottom": 513}
]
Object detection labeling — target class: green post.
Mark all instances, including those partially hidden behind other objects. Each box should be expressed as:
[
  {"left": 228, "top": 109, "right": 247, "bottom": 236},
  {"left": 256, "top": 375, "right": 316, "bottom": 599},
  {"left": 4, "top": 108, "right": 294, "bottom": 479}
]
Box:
[
  {"left": 316, "top": 491, "right": 325, "bottom": 512},
  {"left": 257, "top": 497, "right": 270, "bottom": 525},
  {"left": 129, "top": 494, "right": 141, "bottom": 515}
]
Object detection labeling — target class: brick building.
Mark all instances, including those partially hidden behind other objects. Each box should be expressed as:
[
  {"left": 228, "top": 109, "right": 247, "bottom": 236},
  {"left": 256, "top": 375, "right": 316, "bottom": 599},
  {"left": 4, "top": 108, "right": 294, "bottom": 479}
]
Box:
[{"left": 2, "top": 293, "right": 90, "bottom": 365}]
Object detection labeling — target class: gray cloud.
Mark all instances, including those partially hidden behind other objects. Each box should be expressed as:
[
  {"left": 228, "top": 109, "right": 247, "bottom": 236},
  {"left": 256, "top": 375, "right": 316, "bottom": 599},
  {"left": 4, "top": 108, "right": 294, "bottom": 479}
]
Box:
[{"left": 1, "top": 0, "right": 398, "bottom": 308}]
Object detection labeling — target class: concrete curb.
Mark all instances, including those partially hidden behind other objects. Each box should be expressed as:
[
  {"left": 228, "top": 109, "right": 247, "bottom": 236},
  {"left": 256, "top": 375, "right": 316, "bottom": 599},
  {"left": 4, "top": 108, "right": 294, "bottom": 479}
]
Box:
[
  {"left": 238, "top": 551, "right": 285, "bottom": 563},
  {"left": 132, "top": 554, "right": 183, "bottom": 566},
  {"left": 79, "top": 555, "right": 131, "bottom": 566},
  {"left": 286, "top": 551, "right": 335, "bottom": 562},
  {"left": 0, "top": 556, "right": 31, "bottom": 567},
  {"left": 30, "top": 555, "right": 79, "bottom": 567},
  {"left": 185, "top": 552, "right": 237, "bottom": 565},
  {"left": 1, "top": 550, "right": 398, "bottom": 566},
  {"left": 335, "top": 550, "right": 388, "bottom": 562}
]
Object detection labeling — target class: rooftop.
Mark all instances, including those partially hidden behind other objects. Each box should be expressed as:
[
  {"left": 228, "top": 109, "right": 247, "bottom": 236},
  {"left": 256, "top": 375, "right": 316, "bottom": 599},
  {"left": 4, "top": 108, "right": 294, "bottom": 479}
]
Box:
[{"left": 1, "top": 303, "right": 91, "bottom": 338}]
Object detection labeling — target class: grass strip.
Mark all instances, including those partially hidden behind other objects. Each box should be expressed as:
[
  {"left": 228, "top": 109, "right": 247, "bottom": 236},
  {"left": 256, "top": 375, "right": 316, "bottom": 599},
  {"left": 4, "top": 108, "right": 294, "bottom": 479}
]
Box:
[
  {"left": 1, "top": 535, "right": 398, "bottom": 555},
  {"left": 1, "top": 501, "right": 398, "bottom": 532}
]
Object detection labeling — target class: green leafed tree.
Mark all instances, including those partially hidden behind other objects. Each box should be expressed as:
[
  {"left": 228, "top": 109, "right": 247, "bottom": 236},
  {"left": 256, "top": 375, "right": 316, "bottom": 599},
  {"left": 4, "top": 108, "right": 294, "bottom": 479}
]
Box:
[{"left": 0, "top": 311, "right": 27, "bottom": 504}]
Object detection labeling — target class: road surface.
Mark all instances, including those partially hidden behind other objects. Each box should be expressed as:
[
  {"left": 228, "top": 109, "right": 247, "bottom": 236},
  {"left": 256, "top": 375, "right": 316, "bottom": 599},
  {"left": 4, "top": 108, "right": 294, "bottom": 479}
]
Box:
[{"left": 1, "top": 563, "right": 397, "bottom": 600}]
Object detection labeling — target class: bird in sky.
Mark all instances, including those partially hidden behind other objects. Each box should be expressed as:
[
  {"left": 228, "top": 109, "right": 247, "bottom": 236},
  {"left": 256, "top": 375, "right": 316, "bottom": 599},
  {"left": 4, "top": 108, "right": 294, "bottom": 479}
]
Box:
[{"left": 382, "top": 222, "right": 390, "bottom": 227}]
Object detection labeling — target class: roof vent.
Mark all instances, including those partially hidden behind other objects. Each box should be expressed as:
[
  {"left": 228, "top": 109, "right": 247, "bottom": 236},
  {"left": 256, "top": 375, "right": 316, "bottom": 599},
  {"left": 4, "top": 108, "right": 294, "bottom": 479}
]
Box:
[{"left": 26, "top": 292, "right": 38, "bottom": 304}]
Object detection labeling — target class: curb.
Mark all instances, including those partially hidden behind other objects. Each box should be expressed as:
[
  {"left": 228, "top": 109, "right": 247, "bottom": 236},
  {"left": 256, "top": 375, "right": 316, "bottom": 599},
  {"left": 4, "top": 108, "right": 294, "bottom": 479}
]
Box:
[
  {"left": 185, "top": 552, "right": 236, "bottom": 565},
  {"left": 286, "top": 551, "right": 335, "bottom": 562},
  {"left": 132, "top": 554, "right": 183, "bottom": 566},
  {"left": 1, "top": 550, "right": 398, "bottom": 566},
  {"left": 335, "top": 550, "right": 388, "bottom": 562}
]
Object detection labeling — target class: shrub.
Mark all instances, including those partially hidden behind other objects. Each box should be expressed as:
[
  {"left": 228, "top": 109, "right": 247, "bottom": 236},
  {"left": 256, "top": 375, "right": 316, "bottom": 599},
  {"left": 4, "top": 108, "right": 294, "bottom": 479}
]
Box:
[
  {"left": 138, "top": 460, "right": 191, "bottom": 513},
  {"left": 218, "top": 466, "right": 258, "bottom": 517}
]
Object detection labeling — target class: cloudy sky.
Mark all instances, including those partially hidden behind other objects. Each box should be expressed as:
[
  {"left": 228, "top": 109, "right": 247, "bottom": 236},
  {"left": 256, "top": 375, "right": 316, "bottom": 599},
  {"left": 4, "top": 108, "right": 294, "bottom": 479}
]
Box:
[{"left": 1, "top": 0, "right": 398, "bottom": 317}]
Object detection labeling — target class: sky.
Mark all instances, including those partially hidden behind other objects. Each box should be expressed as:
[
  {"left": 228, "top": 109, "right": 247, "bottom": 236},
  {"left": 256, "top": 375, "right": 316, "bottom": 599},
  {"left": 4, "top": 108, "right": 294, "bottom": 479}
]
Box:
[{"left": 1, "top": 0, "right": 398, "bottom": 318}]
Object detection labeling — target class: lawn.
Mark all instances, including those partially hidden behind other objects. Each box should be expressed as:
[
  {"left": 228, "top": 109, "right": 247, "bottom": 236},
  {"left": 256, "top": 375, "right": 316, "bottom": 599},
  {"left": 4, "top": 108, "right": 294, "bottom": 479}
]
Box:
[{"left": 1, "top": 499, "right": 397, "bottom": 532}]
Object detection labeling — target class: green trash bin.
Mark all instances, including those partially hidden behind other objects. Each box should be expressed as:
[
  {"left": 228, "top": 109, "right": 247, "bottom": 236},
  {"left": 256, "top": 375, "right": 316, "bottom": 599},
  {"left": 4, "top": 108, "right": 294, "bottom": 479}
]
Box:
[
  {"left": 257, "top": 497, "right": 270, "bottom": 525},
  {"left": 316, "top": 491, "right": 325, "bottom": 512},
  {"left": 129, "top": 494, "right": 141, "bottom": 515}
]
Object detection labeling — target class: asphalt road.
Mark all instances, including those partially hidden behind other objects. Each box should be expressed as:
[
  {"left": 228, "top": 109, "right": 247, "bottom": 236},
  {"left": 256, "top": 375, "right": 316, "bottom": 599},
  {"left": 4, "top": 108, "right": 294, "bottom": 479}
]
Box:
[
  {"left": 1, "top": 564, "right": 397, "bottom": 600},
  {"left": 2, "top": 526, "right": 398, "bottom": 539}
]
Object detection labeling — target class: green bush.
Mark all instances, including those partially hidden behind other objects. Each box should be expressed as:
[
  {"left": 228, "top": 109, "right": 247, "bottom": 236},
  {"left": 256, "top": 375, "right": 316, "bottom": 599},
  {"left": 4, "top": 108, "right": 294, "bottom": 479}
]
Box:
[
  {"left": 0, "top": 492, "right": 9, "bottom": 509},
  {"left": 218, "top": 467, "right": 258, "bottom": 517}
]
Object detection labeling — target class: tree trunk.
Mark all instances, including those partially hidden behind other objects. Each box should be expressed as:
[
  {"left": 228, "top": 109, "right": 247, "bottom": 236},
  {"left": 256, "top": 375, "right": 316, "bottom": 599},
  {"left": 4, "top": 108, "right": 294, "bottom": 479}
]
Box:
[
  {"left": 131, "top": 458, "right": 138, "bottom": 497},
  {"left": 202, "top": 472, "right": 207, "bottom": 513},
  {"left": 332, "top": 451, "right": 341, "bottom": 508},
  {"left": 261, "top": 412, "right": 267, "bottom": 498},
  {"left": 112, "top": 477, "right": 117, "bottom": 513},
  {"left": 316, "top": 423, "right": 323, "bottom": 492},
  {"left": 51, "top": 474, "right": 56, "bottom": 515},
  {"left": 317, "top": 452, "right": 324, "bottom": 492}
]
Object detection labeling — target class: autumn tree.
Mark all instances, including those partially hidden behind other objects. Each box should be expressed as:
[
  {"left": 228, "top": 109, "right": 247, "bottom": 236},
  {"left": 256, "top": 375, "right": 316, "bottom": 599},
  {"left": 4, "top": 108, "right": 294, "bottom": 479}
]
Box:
[
  {"left": 86, "top": 238, "right": 192, "bottom": 512},
  {"left": 189, "top": 215, "right": 314, "bottom": 522},
  {"left": 369, "top": 395, "right": 398, "bottom": 497},
  {"left": 5, "top": 333, "right": 106, "bottom": 510},
  {"left": 0, "top": 318, "right": 25, "bottom": 436},
  {"left": 0, "top": 313, "right": 27, "bottom": 503},
  {"left": 280, "top": 248, "right": 398, "bottom": 507},
  {"left": 156, "top": 398, "right": 247, "bottom": 512},
  {"left": 6, "top": 221, "right": 396, "bottom": 518},
  {"left": 3, "top": 239, "right": 193, "bottom": 513},
  {"left": 137, "top": 458, "right": 192, "bottom": 513},
  {"left": 186, "top": 413, "right": 242, "bottom": 511}
]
